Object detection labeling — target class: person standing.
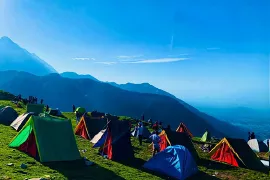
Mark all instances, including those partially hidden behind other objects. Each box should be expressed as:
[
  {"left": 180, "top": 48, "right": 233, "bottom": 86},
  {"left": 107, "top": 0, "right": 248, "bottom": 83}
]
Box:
[
  {"left": 40, "top": 99, "right": 44, "bottom": 104},
  {"left": 138, "top": 124, "right": 144, "bottom": 146},
  {"left": 75, "top": 111, "right": 81, "bottom": 124},
  {"left": 149, "top": 131, "right": 161, "bottom": 156},
  {"left": 248, "top": 132, "right": 251, "bottom": 141},
  {"left": 72, "top": 105, "right": 76, "bottom": 112}
]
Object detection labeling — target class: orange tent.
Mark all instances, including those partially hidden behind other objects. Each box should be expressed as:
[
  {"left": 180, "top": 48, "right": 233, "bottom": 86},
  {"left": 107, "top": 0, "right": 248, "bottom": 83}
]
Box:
[{"left": 176, "top": 123, "right": 193, "bottom": 138}]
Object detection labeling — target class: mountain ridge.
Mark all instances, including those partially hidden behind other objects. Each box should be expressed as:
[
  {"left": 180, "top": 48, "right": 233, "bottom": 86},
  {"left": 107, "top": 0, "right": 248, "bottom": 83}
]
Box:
[{"left": 0, "top": 36, "right": 57, "bottom": 76}]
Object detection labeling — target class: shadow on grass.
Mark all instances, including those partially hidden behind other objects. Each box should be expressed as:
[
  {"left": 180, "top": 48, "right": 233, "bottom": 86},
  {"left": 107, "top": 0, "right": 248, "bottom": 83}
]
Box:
[
  {"left": 198, "top": 158, "right": 235, "bottom": 170},
  {"left": 118, "top": 157, "right": 221, "bottom": 180},
  {"left": 43, "top": 159, "right": 125, "bottom": 180}
]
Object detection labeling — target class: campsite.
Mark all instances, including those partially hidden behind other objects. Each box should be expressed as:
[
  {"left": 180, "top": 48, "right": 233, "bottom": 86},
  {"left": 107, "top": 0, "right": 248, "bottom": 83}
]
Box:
[{"left": 0, "top": 91, "right": 269, "bottom": 180}]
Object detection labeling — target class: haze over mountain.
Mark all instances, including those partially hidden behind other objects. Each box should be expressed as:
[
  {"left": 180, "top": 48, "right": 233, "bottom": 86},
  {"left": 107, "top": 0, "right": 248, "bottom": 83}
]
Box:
[
  {"left": 0, "top": 70, "right": 228, "bottom": 138},
  {"left": 0, "top": 36, "right": 57, "bottom": 76}
]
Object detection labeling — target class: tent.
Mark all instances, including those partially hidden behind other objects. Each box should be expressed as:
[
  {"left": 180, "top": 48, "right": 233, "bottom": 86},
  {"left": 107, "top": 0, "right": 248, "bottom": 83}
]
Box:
[
  {"left": 92, "top": 119, "right": 134, "bottom": 161},
  {"left": 0, "top": 106, "right": 18, "bottom": 125},
  {"left": 10, "top": 112, "right": 34, "bottom": 131},
  {"left": 9, "top": 116, "right": 81, "bottom": 162},
  {"left": 131, "top": 126, "right": 151, "bottom": 139},
  {"left": 49, "top": 109, "right": 62, "bottom": 116},
  {"left": 26, "top": 104, "right": 44, "bottom": 115},
  {"left": 75, "top": 107, "right": 86, "bottom": 114},
  {"left": 176, "top": 123, "right": 193, "bottom": 138},
  {"left": 263, "top": 139, "right": 270, "bottom": 151},
  {"left": 165, "top": 130, "right": 199, "bottom": 162},
  {"left": 75, "top": 115, "right": 107, "bottom": 140},
  {"left": 209, "top": 138, "right": 268, "bottom": 173},
  {"left": 143, "top": 145, "right": 198, "bottom": 180},
  {"left": 248, "top": 139, "right": 268, "bottom": 152},
  {"left": 201, "top": 131, "right": 211, "bottom": 142}
]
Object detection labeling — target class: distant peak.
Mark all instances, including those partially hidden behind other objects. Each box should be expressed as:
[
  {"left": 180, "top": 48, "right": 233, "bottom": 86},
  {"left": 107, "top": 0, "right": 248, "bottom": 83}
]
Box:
[{"left": 1, "top": 36, "right": 13, "bottom": 41}]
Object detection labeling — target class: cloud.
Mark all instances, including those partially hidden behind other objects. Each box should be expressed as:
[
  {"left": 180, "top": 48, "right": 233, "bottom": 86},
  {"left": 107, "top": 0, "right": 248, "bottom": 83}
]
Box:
[
  {"left": 117, "top": 55, "right": 143, "bottom": 59},
  {"left": 95, "top": 61, "right": 117, "bottom": 65},
  {"left": 206, "top": 47, "right": 220, "bottom": 50},
  {"left": 72, "top": 57, "right": 96, "bottom": 61},
  {"left": 127, "top": 57, "right": 189, "bottom": 64}
]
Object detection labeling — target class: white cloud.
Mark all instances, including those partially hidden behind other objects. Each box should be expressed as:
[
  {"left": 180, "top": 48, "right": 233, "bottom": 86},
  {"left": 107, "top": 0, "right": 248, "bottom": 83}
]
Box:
[
  {"left": 95, "top": 61, "right": 117, "bottom": 65},
  {"left": 72, "top": 57, "right": 96, "bottom": 61},
  {"left": 117, "top": 55, "right": 143, "bottom": 59},
  {"left": 127, "top": 58, "right": 189, "bottom": 64}
]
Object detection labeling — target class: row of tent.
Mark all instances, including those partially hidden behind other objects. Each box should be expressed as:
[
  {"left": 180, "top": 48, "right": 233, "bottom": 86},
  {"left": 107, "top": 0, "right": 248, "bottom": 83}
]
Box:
[{"left": 1, "top": 105, "right": 269, "bottom": 179}]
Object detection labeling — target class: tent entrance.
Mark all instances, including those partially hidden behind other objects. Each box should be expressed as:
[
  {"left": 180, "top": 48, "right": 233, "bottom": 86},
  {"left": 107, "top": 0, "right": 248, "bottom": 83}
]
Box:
[
  {"left": 18, "top": 131, "right": 39, "bottom": 160},
  {"left": 211, "top": 142, "right": 241, "bottom": 167}
]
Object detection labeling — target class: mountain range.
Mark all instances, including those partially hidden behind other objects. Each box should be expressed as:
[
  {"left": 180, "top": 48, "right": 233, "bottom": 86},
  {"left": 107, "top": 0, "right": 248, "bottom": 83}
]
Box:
[{"left": 0, "top": 36, "right": 248, "bottom": 138}]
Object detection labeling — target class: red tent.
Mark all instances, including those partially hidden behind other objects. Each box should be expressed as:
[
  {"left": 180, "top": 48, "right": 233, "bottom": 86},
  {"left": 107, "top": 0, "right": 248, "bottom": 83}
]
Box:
[{"left": 176, "top": 123, "right": 193, "bottom": 138}]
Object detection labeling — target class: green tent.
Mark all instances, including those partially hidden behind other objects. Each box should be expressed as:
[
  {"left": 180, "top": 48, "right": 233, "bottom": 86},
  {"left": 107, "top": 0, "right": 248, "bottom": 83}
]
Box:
[
  {"left": 75, "top": 107, "right": 86, "bottom": 114},
  {"left": 201, "top": 131, "right": 211, "bottom": 142},
  {"left": 26, "top": 104, "right": 44, "bottom": 114},
  {"left": 9, "top": 116, "right": 81, "bottom": 162}
]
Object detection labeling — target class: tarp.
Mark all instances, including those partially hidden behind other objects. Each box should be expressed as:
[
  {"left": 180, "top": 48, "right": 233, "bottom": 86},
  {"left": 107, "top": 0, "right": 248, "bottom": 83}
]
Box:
[
  {"left": 75, "top": 115, "right": 107, "bottom": 139},
  {"left": 9, "top": 116, "right": 81, "bottom": 162},
  {"left": 176, "top": 123, "right": 193, "bottom": 138},
  {"left": 210, "top": 138, "right": 268, "bottom": 173},
  {"left": 143, "top": 145, "right": 198, "bottom": 180},
  {"left": 248, "top": 139, "right": 268, "bottom": 152},
  {"left": 10, "top": 112, "right": 34, "bottom": 131},
  {"left": 201, "top": 131, "right": 211, "bottom": 142},
  {"left": 0, "top": 106, "right": 18, "bottom": 125},
  {"left": 131, "top": 126, "right": 151, "bottom": 139},
  {"left": 26, "top": 104, "right": 44, "bottom": 115}
]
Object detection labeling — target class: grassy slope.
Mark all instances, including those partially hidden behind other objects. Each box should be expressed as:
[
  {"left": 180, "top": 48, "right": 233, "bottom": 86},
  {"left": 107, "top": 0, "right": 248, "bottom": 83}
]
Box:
[{"left": 0, "top": 100, "right": 269, "bottom": 180}]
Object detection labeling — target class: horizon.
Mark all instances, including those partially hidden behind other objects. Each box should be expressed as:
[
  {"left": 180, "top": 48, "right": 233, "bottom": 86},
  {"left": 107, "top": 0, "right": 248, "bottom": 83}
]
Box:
[{"left": 0, "top": 0, "right": 269, "bottom": 109}]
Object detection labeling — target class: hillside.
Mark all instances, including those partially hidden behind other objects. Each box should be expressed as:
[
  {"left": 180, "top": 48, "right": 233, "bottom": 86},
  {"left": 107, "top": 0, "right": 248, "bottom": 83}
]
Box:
[
  {"left": 0, "top": 92, "right": 269, "bottom": 179},
  {"left": 0, "top": 70, "right": 226, "bottom": 138},
  {"left": 108, "top": 82, "right": 248, "bottom": 139},
  {"left": 60, "top": 72, "right": 99, "bottom": 82},
  {"left": 0, "top": 36, "right": 57, "bottom": 76}
]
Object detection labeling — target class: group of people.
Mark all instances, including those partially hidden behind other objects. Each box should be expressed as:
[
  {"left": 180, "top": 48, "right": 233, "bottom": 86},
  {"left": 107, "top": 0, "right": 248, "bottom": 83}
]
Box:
[
  {"left": 134, "top": 120, "right": 163, "bottom": 157},
  {"left": 13, "top": 94, "right": 44, "bottom": 106},
  {"left": 248, "top": 132, "right": 256, "bottom": 141}
]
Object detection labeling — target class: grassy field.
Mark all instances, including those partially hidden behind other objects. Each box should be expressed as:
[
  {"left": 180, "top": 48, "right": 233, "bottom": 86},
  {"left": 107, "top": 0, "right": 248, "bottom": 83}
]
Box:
[{"left": 0, "top": 99, "right": 269, "bottom": 180}]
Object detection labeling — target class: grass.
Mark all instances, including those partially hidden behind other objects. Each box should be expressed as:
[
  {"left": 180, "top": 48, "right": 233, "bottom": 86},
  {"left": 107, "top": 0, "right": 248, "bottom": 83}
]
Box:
[{"left": 0, "top": 99, "right": 269, "bottom": 180}]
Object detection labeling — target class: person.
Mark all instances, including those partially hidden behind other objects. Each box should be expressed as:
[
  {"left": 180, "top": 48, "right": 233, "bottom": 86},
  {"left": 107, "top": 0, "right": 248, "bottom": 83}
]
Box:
[
  {"left": 250, "top": 132, "right": 255, "bottom": 139},
  {"left": 72, "top": 105, "right": 76, "bottom": 112},
  {"left": 248, "top": 132, "right": 251, "bottom": 141},
  {"left": 40, "top": 99, "right": 44, "bottom": 104},
  {"left": 167, "top": 125, "right": 171, "bottom": 131},
  {"left": 45, "top": 105, "right": 49, "bottom": 112},
  {"left": 149, "top": 131, "right": 161, "bottom": 156},
  {"left": 75, "top": 111, "right": 81, "bottom": 124},
  {"left": 152, "top": 121, "right": 159, "bottom": 131},
  {"left": 138, "top": 124, "right": 144, "bottom": 146},
  {"left": 139, "top": 120, "right": 143, "bottom": 127}
]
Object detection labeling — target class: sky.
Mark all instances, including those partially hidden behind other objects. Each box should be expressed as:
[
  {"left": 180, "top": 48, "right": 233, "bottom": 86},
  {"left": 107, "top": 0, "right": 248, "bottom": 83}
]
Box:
[{"left": 0, "top": 0, "right": 269, "bottom": 109}]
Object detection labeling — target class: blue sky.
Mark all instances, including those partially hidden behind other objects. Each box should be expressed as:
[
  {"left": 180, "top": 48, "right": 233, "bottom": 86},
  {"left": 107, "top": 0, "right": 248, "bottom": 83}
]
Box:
[{"left": 0, "top": 0, "right": 269, "bottom": 108}]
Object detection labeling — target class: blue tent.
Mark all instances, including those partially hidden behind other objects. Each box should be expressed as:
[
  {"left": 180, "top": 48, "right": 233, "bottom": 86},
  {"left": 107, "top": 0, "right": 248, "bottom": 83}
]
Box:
[{"left": 143, "top": 145, "right": 198, "bottom": 180}]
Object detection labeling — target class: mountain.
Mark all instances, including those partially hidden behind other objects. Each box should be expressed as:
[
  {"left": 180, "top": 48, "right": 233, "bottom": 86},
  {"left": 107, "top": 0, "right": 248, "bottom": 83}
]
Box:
[
  {"left": 0, "top": 36, "right": 57, "bottom": 76},
  {"left": 108, "top": 82, "right": 248, "bottom": 139},
  {"left": 61, "top": 73, "right": 248, "bottom": 139},
  {"left": 0, "top": 70, "right": 228, "bottom": 138},
  {"left": 61, "top": 72, "right": 99, "bottom": 82},
  {"left": 108, "top": 82, "right": 176, "bottom": 98}
]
